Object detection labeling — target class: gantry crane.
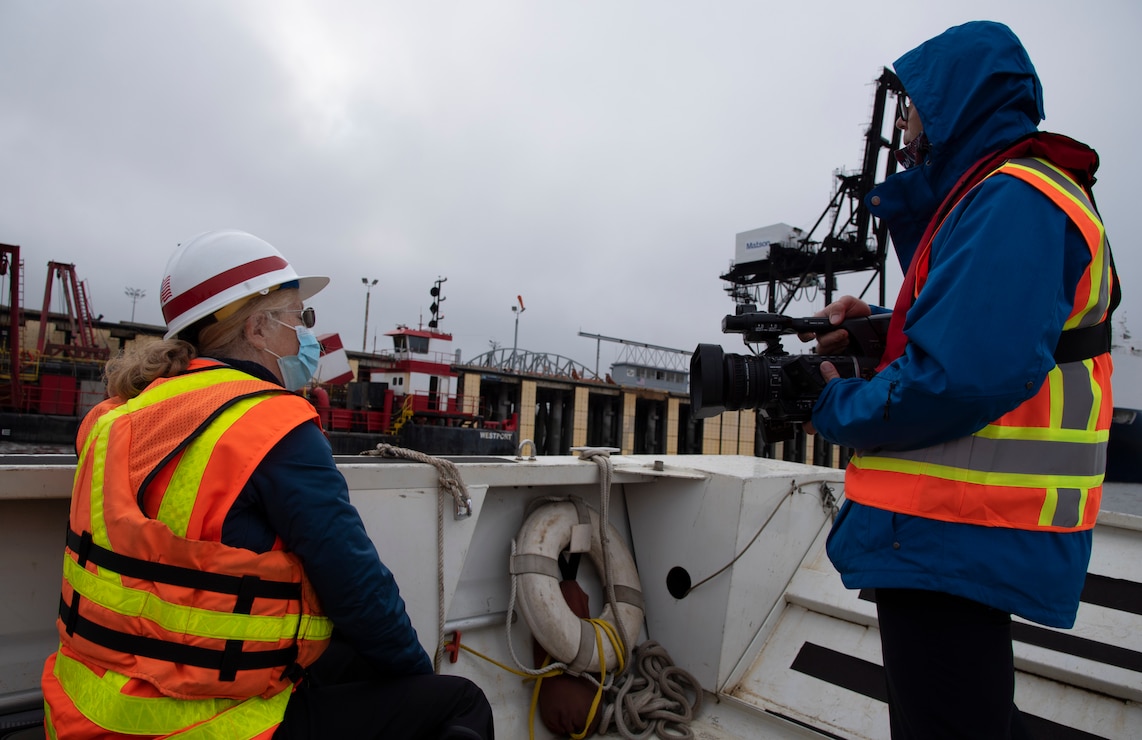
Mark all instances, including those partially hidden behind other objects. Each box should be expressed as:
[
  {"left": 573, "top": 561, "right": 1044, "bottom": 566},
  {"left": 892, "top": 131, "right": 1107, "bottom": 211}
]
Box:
[
  {"left": 721, "top": 68, "right": 906, "bottom": 313},
  {"left": 36, "top": 261, "right": 109, "bottom": 361},
  {"left": 0, "top": 244, "right": 24, "bottom": 408}
]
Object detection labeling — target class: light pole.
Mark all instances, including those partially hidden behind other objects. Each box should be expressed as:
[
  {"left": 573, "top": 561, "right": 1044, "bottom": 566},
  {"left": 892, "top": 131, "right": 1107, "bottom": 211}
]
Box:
[
  {"left": 361, "top": 278, "right": 378, "bottom": 352},
  {"left": 124, "top": 287, "right": 145, "bottom": 322},
  {"left": 511, "top": 295, "right": 525, "bottom": 369}
]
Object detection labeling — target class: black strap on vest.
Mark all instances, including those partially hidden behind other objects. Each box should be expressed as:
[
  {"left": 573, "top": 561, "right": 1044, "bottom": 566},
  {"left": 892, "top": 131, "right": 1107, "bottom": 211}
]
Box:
[
  {"left": 65, "top": 529, "right": 301, "bottom": 600},
  {"left": 1054, "top": 321, "right": 1112, "bottom": 364},
  {"left": 219, "top": 575, "right": 263, "bottom": 681},
  {"left": 62, "top": 529, "right": 304, "bottom": 681},
  {"left": 59, "top": 596, "right": 299, "bottom": 675},
  {"left": 1053, "top": 248, "right": 1121, "bottom": 365}
]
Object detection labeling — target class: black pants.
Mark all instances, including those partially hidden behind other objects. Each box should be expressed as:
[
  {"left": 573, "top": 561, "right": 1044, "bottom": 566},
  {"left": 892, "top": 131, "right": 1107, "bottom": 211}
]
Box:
[
  {"left": 876, "top": 588, "right": 1032, "bottom": 740},
  {"left": 275, "top": 637, "right": 494, "bottom": 739}
]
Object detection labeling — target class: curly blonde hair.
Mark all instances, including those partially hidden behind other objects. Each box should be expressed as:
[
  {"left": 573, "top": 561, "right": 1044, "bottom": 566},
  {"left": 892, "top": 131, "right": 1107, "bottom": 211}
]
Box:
[
  {"left": 104, "top": 288, "right": 299, "bottom": 400},
  {"left": 103, "top": 339, "right": 196, "bottom": 400}
]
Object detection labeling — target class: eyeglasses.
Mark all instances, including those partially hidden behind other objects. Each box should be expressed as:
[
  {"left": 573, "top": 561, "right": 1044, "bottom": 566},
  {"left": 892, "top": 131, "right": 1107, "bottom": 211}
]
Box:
[
  {"left": 274, "top": 307, "right": 317, "bottom": 329},
  {"left": 897, "top": 93, "right": 913, "bottom": 123}
]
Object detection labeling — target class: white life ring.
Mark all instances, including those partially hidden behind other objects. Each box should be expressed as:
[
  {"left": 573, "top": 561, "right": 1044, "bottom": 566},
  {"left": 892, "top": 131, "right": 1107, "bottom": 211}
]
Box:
[{"left": 511, "top": 500, "right": 644, "bottom": 674}]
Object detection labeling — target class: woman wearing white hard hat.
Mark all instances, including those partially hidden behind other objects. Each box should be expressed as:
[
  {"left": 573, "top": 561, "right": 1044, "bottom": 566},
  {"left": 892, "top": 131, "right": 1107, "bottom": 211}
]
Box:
[{"left": 42, "top": 230, "right": 494, "bottom": 739}]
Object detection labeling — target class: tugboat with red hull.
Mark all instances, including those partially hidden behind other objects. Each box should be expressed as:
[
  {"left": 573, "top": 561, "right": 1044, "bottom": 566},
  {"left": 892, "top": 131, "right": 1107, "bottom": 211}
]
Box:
[{"left": 314, "top": 279, "right": 518, "bottom": 457}]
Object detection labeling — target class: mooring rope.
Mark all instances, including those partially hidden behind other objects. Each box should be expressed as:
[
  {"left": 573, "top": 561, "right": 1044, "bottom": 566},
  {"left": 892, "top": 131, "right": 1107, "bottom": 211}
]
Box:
[
  {"left": 505, "top": 536, "right": 575, "bottom": 677},
  {"left": 599, "top": 641, "right": 703, "bottom": 740},
  {"left": 572, "top": 449, "right": 703, "bottom": 740},
  {"left": 576, "top": 447, "right": 631, "bottom": 670},
  {"left": 361, "top": 443, "right": 473, "bottom": 670},
  {"left": 359, "top": 444, "right": 832, "bottom": 732},
  {"left": 362, "top": 442, "right": 473, "bottom": 516}
]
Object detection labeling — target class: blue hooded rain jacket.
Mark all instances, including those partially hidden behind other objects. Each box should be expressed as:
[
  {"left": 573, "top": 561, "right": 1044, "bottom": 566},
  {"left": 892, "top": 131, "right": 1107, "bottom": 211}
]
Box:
[{"left": 813, "top": 21, "right": 1103, "bottom": 628}]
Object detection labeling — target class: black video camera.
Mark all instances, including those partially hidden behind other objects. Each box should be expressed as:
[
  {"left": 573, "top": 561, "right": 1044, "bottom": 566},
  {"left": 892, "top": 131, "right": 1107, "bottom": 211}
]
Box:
[{"left": 690, "top": 306, "right": 890, "bottom": 442}]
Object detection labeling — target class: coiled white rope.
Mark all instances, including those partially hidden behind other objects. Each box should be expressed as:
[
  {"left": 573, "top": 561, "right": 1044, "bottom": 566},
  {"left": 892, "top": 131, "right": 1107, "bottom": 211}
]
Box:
[{"left": 599, "top": 641, "right": 703, "bottom": 740}]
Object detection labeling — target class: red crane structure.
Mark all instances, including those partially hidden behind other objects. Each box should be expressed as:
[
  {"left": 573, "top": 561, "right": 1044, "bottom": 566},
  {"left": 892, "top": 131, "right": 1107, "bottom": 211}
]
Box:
[
  {"left": 36, "top": 261, "right": 109, "bottom": 361},
  {"left": 1, "top": 250, "right": 110, "bottom": 415},
  {"left": 0, "top": 244, "right": 24, "bottom": 408}
]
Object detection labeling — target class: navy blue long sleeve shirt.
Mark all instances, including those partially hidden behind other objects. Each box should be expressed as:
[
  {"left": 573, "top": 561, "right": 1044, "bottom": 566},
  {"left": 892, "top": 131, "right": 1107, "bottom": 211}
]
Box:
[{"left": 216, "top": 359, "right": 432, "bottom": 677}]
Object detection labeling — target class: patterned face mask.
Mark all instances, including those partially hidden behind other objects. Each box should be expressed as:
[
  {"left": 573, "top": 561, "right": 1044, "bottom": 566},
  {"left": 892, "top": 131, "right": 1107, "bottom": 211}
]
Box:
[{"left": 895, "top": 132, "right": 931, "bottom": 170}]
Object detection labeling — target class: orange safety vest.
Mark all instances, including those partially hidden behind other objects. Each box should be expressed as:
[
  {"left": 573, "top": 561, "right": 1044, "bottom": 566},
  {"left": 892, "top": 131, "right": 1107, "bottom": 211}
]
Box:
[
  {"left": 42, "top": 360, "right": 334, "bottom": 739},
  {"left": 846, "top": 157, "right": 1115, "bottom": 532}
]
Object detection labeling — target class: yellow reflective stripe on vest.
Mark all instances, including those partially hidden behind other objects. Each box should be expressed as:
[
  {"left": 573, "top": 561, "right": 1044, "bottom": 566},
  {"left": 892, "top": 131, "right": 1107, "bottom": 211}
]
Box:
[
  {"left": 972, "top": 362, "right": 1104, "bottom": 442},
  {"left": 64, "top": 555, "right": 335, "bottom": 643},
  {"left": 178, "top": 690, "right": 290, "bottom": 740},
  {"left": 1048, "top": 362, "right": 1066, "bottom": 428},
  {"left": 156, "top": 394, "right": 274, "bottom": 535},
  {"left": 997, "top": 158, "right": 1110, "bottom": 330},
  {"left": 849, "top": 452, "right": 1105, "bottom": 491},
  {"left": 853, "top": 375, "right": 1106, "bottom": 488},
  {"left": 86, "top": 415, "right": 116, "bottom": 559},
  {"left": 83, "top": 368, "right": 274, "bottom": 550},
  {"left": 53, "top": 650, "right": 287, "bottom": 737},
  {"left": 855, "top": 361, "right": 1106, "bottom": 485},
  {"left": 44, "top": 700, "right": 57, "bottom": 740},
  {"left": 972, "top": 423, "right": 1107, "bottom": 444},
  {"left": 1039, "top": 486, "right": 1093, "bottom": 529}
]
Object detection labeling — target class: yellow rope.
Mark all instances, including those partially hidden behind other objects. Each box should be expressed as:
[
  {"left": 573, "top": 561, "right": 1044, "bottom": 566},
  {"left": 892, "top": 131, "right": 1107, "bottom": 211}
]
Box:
[
  {"left": 442, "top": 617, "right": 627, "bottom": 740},
  {"left": 569, "top": 619, "right": 618, "bottom": 740},
  {"left": 442, "top": 640, "right": 562, "bottom": 680},
  {"left": 529, "top": 657, "right": 550, "bottom": 740}
]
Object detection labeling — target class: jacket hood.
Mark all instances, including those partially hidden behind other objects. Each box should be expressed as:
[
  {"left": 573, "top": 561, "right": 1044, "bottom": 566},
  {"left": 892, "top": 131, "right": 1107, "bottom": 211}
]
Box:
[
  {"left": 869, "top": 21, "right": 1046, "bottom": 267},
  {"left": 897, "top": 21, "right": 1044, "bottom": 176}
]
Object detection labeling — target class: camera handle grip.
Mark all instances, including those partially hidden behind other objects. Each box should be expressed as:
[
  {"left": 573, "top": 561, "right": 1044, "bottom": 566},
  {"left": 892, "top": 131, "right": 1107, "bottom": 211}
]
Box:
[
  {"left": 787, "top": 316, "right": 836, "bottom": 334},
  {"left": 839, "top": 314, "right": 891, "bottom": 361}
]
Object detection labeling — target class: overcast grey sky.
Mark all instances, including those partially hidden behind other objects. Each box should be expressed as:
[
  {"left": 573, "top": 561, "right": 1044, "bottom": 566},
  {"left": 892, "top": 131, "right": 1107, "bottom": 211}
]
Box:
[{"left": 1, "top": 1, "right": 1138, "bottom": 379}]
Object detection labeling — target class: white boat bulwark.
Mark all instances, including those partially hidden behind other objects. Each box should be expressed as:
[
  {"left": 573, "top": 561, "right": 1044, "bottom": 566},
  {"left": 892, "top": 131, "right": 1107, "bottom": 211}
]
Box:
[{"left": 1, "top": 453, "right": 1140, "bottom": 738}]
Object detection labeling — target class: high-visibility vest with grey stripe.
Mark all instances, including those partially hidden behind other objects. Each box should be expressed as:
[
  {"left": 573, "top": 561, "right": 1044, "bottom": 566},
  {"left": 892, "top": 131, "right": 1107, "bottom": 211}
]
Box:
[{"left": 845, "top": 157, "right": 1113, "bottom": 532}]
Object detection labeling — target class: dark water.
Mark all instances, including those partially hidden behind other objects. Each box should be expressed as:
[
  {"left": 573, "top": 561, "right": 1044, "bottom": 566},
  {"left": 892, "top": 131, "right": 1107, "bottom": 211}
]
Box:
[{"left": 0, "top": 441, "right": 74, "bottom": 455}]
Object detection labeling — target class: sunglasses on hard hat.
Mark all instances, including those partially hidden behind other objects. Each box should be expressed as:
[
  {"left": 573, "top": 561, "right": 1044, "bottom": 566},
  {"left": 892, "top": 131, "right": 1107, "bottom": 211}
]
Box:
[
  {"left": 897, "top": 93, "right": 913, "bottom": 123},
  {"left": 274, "top": 307, "right": 317, "bottom": 329}
]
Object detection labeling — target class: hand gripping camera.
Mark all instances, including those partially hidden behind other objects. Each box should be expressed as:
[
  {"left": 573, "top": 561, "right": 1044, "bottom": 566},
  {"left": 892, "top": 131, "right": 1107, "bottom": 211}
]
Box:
[{"left": 689, "top": 306, "right": 890, "bottom": 442}]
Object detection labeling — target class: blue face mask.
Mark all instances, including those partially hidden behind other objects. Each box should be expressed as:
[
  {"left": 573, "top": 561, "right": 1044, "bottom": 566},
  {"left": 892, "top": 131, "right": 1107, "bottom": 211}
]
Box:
[{"left": 267, "top": 320, "right": 322, "bottom": 391}]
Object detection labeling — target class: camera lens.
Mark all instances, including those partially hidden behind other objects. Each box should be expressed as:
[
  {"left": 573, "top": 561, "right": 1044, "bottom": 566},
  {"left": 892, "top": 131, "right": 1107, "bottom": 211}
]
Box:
[
  {"left": 724, "top": 353, "right": 762, "bottom": 411},
  {"left": 690, "top": 344, "right": 725, "bottom": 418},
  {"left": 690, "top": 344, "right": 772, "bottom": 419}
]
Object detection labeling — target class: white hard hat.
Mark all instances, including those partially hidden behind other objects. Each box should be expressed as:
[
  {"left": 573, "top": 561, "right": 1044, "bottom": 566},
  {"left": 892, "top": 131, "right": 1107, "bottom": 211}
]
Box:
[{"left": 160, "top": 230, "right": 329, "bottom": 339}]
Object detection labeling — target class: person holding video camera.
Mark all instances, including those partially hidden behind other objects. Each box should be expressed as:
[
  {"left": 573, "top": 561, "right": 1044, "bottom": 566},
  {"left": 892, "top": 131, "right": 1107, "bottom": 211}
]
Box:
[{"left": 804, "top": 21, "right": 1117, "bottom": 739}]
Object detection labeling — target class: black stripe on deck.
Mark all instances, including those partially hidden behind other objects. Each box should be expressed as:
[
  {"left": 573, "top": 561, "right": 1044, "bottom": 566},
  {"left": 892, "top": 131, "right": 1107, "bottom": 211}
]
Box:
[
  {"left": 1081, "top": 573, "right": 1142, "bottom": 616},
  {"left": 857, "top": 588, "right": 1142, "bottom": 672},
  {"left": 859, "top": 571, "right": 1142, "bottom": 617},
  {"left": 789, "top": 642, "right": 1109, "bottom": 740},
  {"left": 790, "top": 641, "right": 886, "bottom": 702},
  {"left": 1012, "top": 622, "right": 1142, "bottom": 673}
]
